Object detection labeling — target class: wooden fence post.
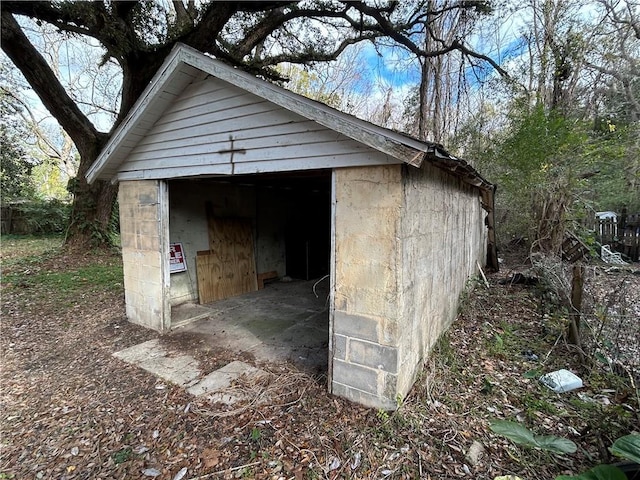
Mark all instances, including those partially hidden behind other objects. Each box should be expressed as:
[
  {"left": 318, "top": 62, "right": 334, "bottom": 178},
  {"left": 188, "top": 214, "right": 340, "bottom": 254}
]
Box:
[{"left": 567, "top": 265, "right": 584, "bottom": 346}]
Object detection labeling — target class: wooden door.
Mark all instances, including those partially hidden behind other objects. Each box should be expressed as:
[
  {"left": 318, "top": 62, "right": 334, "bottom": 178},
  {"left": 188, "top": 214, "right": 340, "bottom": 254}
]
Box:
[{"left": 196, "top": 217, "right": 258, "bottom": 304}]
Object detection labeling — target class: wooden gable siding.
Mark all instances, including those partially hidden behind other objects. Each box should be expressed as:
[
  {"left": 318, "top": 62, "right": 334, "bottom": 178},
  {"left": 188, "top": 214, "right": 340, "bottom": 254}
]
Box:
[
  {"left": 95, "top": 66, "right": 203, "bottom": 180},
  {"left": 117, "top": 77, "right": 398, "bottom": 180}
]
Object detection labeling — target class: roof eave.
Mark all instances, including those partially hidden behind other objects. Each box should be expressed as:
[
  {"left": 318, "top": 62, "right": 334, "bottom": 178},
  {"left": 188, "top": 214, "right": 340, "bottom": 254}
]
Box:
[
  {"left": 86, "top": 44, "right": 193, "bottom": 184},
  {"left": 86, "top": 43, "right": 493, "bottom": 195}
]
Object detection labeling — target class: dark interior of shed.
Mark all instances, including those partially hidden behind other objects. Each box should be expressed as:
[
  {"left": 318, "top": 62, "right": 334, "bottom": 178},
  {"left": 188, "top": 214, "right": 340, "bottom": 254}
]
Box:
[
  {"left": 207, "top": 170, "right": 332, "bottom": 282},
  {"left": 169, "top": 171, "right": 332, "bottom": 372}
]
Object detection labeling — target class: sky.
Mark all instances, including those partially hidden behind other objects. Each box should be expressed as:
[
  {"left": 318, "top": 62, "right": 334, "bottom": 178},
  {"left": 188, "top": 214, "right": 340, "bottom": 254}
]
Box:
[{"left": 4, "top": 1, "right": 613, "bottom": 161}]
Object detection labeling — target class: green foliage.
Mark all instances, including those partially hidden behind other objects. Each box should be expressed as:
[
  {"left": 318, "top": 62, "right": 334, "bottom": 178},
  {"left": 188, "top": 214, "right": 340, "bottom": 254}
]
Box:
[
  {"left": 0, "top": 89, "right": 37, "bottom": 200},
  {"left": 498, "top": 106, "right": 585, "bottom": 183},
  {"left": 31, "top": 159, "right": 72, "bottom": 200},
  {"left": 66, "top": 189, "right": 120, "bottom": 248},
  {"left": 0, "top": 139, "right": 35, "bottom": 199},
  {"left": 524, "top": 369, "right": 543, "bottom": 379},
  {"left": 376, "top": 409, "right": 390, "bottom": 423},
  {"left": 250, "top": 427, "right": 262, "bottom": 442},
  {"left": 481, "top": 105, "right": 590, "bottom": 247},
  {"left": 586, "top": 124, "right": 640, "bottom": 212},
  {"left": 520, "top": 393, "right": 560, "bottom": 422},
  {"left": 278, "top": 64, "right": 343, "bottom": 109},
  {"left": 480, "top": 376, "right": 494, "bottom": 394},
  {"left": 610, "top": 434, "right": 640, "bottom": 464},
  {"left": 485, "top": 321, "right": 522, "bottom": 359},
  {"left": 556, "top": 464, "right": 627, "bottom": 480},
  {"left": 479, "top": 101, "right": 638, "bottom": 250},
  {"left": 490, "top": 420, "right": 577, "bottom": 454},
  {"left": 433, "top": 332, "right": 458, "bottom": 371},
  {"left": 112, "top": 447, "right": 132, "bottom": 464},
  {"left": 80, "top": 217, "right": 119, "bottom": 248},
  {"left": 3, "top": 199, "right": 71, "bottom": 235},
  {"left": 555, "top": 434, "right": 640, "bottom": 480}
]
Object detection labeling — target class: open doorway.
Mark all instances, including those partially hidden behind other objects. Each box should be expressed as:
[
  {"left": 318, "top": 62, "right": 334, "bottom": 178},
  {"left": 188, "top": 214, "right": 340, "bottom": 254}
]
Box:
[{"left": 167, "top": 171, "right": 332, "bottom": 373}]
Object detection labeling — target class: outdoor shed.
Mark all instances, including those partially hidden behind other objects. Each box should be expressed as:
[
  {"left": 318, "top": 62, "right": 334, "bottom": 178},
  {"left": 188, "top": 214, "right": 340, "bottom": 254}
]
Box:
[{"left": 87, "top": 43, "right": 497, "bottom": 410}]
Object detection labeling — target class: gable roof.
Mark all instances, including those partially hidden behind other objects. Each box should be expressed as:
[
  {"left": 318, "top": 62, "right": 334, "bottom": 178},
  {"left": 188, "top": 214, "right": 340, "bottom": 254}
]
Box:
[{"left": 86, "top": 43, "right": 492, "bottom": 195}]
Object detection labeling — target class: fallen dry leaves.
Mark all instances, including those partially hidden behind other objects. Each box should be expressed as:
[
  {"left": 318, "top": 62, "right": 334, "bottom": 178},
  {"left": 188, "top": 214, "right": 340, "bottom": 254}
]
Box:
[{"left": 1, "top": 242, "right": 638, "bottom": 479}]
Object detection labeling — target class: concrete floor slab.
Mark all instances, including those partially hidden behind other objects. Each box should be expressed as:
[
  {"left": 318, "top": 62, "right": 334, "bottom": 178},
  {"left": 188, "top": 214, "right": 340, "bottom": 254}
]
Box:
[
  {"left": 113, "top": 279, "right": 329, "bottom": 405},
  {"left": 171, "top": 302, "right": 212, "bottom": 327},
  {"left": 113, "top": 343, "right": 266, "bottom": 405},
  {"left": 172, "top": 279, "right": 330, "bottom": 373},
  {"left": 114, "top": 339, "right": 202, "bottom": 387},
  {"left": 187, "top": 361, "right": 266, "bottom": 397}
]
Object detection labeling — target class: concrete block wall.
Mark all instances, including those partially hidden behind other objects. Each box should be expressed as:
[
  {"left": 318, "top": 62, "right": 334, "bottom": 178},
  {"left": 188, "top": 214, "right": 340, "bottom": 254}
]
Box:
[
  {"left": 119, "top": 180, "right": 168, "bottom": 331},
  {"left": 396, "top": 163, "right": 486, "bottom": 396},
  {"left": 331, "top": 163, "right": 487, "bottom": 409},
  {"left": 332, "top": 165, "right": 403, "bottom": 410}
]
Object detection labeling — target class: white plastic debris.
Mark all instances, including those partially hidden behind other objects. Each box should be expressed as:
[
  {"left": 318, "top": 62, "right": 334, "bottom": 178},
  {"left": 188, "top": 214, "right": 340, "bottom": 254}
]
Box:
[
  {"left": 539, "top": 369, "right": 583, "bottom": 393},
  {"left": 327, "top": 457, "right": 341, "bottom": 471},
  {"left": 142, "top": 468, "right": 162, "bottom": 477},
  {"left": 350, "top": 452, "right": 362, "bottom": 470},
  {"left": 601, "top": 245, "right": 627, "bottom": 264}
]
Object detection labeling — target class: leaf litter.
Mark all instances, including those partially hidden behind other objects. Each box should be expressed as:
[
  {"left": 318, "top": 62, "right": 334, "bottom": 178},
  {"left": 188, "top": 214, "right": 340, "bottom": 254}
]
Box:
[{"left": 1, "top": 243, "right": 638, "bottom": 479}]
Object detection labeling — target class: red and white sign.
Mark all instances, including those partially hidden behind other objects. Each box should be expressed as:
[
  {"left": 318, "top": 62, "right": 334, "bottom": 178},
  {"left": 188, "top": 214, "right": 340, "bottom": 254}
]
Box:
[{"left": 169, "top": 242, "right": 187, "bottom": 273}]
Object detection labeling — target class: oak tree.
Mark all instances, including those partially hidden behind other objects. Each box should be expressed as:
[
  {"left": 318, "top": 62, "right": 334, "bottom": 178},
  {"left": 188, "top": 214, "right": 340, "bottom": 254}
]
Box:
[{"left": 2, "top": 1, "right": 504, "bottom": 248}]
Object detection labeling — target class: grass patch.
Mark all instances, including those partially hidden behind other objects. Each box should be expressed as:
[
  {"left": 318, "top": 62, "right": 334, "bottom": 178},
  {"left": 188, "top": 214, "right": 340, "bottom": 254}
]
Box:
[
  {"left": 521, "top": 392, "right": 560, "bottom": 420},
  {"left": 4, "top": 263, "right": 123, "bottom": 294},
  {"left": 486, "top": 320, "right": 522, "bottom": 358},
  {"left": 1, "top": 234, "right": 123, "bottom": 299},
  {"left": 1, "top": 234, "right": 64, "bottom": 265},
  {"left": 433, "top": 331, "right": 458, "bottom": 370},
  {"left": 112, "top": 447, "right": 133, "bottom": 465}
]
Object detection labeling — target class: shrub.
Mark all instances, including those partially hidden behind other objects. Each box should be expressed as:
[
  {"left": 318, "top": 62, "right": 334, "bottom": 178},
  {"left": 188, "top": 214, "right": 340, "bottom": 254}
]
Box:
[{"left": 2, "top": 199, "right": 71, "bottom": 235}]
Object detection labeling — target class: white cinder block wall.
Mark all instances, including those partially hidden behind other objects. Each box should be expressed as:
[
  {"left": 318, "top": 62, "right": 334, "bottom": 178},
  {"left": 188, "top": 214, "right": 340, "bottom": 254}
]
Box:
[
  {"left": 396, "top": 163, "right": 487, "bottom": 398},
  {"left": 119, "top": 180, "right": 169, "bottom": 331},
  {"left": 331, "top": 165, "right": 404, "bottom": 410},
  {"left": 331, "top": 163, "right": 487, "bottom": 409}
]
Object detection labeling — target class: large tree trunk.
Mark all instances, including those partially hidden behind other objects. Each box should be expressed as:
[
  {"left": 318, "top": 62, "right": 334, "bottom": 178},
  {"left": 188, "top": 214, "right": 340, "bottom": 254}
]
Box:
[
  {"left": 66, "top": 159, "right": 119, "bottom": 250},
  {"left": 2, "top": 11, "right": 117, "bottom": 248}
]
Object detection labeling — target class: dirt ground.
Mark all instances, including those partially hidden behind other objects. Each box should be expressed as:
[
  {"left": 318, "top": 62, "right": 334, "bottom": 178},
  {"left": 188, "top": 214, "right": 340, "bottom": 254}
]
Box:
[{"left": 1, "top": 239, "right": 638, "bottom": 479}]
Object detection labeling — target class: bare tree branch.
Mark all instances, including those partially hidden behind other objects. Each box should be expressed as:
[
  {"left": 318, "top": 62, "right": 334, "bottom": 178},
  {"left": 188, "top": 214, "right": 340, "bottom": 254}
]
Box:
[
  {"left": 585, "top": 60, "right": 640, "bottom": 121},
  {"left": 596, "top": 0, "right": 640, "bottom": 39},
  {"left": 172, "top": 0, "right": 195, "bottom": 29},
  {"left": 260, "top": 32, "right": 381, "bottom": 69},
  {"left": 346, "top": 1, "right": 510, "bottom": 78},
  {"left": 1, "top": 86, "right": 63, "bottom": 160},
  {"left": 2, "top": 1, "right": 130, "bottom": 60},
  {"left": 1, "top": 11, "right": 106, "bottom": 158}
]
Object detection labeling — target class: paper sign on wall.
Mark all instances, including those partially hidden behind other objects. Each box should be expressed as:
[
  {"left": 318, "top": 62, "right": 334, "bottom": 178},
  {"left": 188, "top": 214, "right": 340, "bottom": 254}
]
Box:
[{"left": 169, "top": 242, "right": 187, "bottom": 273}]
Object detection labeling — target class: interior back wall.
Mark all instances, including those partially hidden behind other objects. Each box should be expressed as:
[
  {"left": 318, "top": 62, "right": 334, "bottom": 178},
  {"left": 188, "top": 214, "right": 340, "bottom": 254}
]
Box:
[{"left": 168, "top": 180, "right": 287, "bottom": 305}]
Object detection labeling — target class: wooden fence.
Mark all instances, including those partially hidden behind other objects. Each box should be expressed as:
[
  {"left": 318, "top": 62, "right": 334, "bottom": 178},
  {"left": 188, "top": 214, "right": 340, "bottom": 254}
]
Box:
[
  {"left": 1, "top": 203, "right": 30, "bottom": 235},
  {"left": 596, "top": 217, "right": 640, "bottom": 262},
  {"left": 620, "top": 228, "right": 640, "bottom": 261}
]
